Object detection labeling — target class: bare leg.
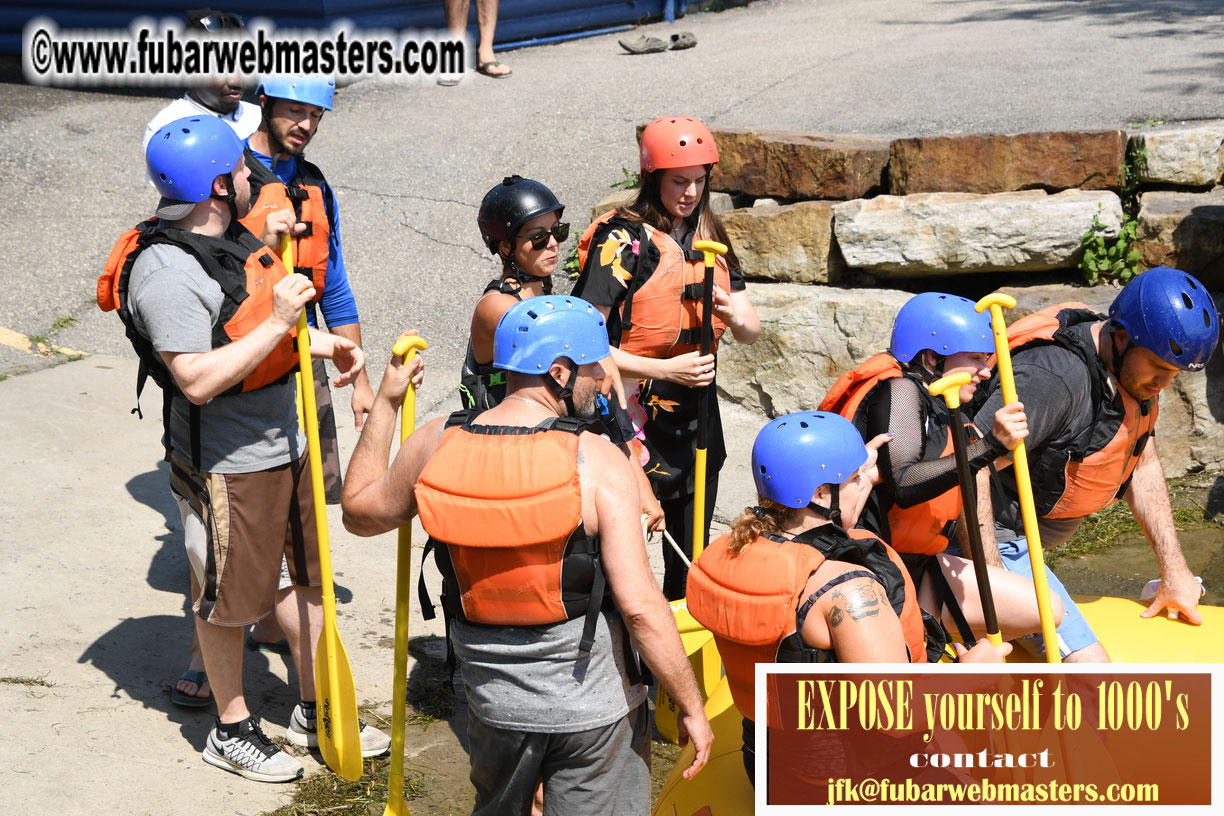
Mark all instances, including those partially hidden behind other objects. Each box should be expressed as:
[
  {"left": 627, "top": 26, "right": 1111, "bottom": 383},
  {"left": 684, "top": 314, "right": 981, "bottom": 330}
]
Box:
[
  {"left": 196, "top": 617, "right": 248, "bottom": 722},
  {"left": 1064, "top": 642, "right": 1110, "bottom": 663},
  {"left": 918, "top": 553, "right": 1066, "bottom": 642},
  {"left": 176, "top": 570, "right": 211, "bottom": 700},
  {"left": 275, "top": 585, "right": 323, "bottom": 700},
  {"left": 444, "top": 0, "right": 471, "bottom": 38},
  {"left": 474, "top": 0, "right": 507, "bottom": 72},
  {"left": 250, "top": 612, "right": 286, "bottom": 645}
]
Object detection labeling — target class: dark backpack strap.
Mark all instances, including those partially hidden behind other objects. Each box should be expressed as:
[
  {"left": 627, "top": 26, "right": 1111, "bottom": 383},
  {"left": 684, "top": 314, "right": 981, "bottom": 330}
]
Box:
[
  {"left": 922, "top": 555, "right": 976, "bottom": 646},
  {"left": 446, "top": 409, "right": 480, "bottom": 429},
  {"left": 578, "top": 558, "right": 607, "bottom": 656},
  {"left": 418, "top": 538, "right": 438, "bottom": 621},
  {"left": 541, "top": 415, "right": 590, "bottom": 435},
  {"left": 484, "top": 278, "right": 524, "bottom": 299},
  {"left": 795, "top": 570, "right": 881, "bottom": 632}
]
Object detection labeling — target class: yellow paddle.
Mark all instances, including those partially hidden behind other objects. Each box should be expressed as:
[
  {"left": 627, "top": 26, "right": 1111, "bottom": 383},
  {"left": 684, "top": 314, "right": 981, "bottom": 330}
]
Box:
[
  {"left": 282, "top": 236, "right": 363, "bottom": 779},
  {"left": 689, "top": 239, "right": 727, "bottom": 561},
  {"left": 975, "top": 293, "right": 1061, "bottom": 663},
  {"left": 383, "top": 333, "right": 428, "bottom": 816}
]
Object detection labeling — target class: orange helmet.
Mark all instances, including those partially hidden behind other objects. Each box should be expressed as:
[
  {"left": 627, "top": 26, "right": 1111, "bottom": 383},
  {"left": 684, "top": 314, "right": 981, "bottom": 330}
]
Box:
[{"left": 639, "top": 115, "right": 719, "bottom": 173}]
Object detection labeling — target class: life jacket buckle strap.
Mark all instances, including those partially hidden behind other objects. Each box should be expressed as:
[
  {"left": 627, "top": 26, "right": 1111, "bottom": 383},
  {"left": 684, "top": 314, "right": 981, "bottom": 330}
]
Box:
[{"left": 682, "top": 282, "right": 705, "bottom": 301}]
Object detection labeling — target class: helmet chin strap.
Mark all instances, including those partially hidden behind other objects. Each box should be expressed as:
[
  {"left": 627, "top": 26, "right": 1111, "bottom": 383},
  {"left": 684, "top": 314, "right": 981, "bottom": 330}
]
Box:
[
  {"left": 503, "top": 257, "right": 553, "bottom": 294},
  {"left": 808, "top": 490, "right": 842, "bottom": 529},
  {"left": 211, "top": 172, "right": 239, "bottom": 225},
  {"left": 1106, "top": 320, "right": 1130, "bottom": 381},
  {"left": 542, "top": 364, "right": 579, "bottom": 417}
]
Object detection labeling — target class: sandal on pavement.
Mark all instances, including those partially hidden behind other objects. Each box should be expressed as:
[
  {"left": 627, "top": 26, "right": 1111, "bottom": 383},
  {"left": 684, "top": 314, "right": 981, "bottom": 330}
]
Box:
[
  {"left": 619, "top": 35, "right": 669, "bottom": 55},
  {"left": 477, "top": 60, "right": 512, "bottom": 78},
  {"left": 170, "top": 669, "right": 213, "bottom": 708}
]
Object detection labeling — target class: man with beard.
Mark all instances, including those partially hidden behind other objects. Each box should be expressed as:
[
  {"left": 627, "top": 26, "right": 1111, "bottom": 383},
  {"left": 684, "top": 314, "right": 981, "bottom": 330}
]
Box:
[
  {"left": 232, "top": 75, "right": 376, "bottom": 666},
  {"left": 968, "top": 268, "right": 1219, "bottom": 662},
  {"left": 342, "top": 296, "right": 712, "bottom": 814},
  {"left": 105, "top": 116, "right": 388, "bottom": 780},
  {"left": 142, "top": 9, "right": 260, "bottom": 153},
  {"left": 241, "top": 76, "right": 373, "bottom": 493}
]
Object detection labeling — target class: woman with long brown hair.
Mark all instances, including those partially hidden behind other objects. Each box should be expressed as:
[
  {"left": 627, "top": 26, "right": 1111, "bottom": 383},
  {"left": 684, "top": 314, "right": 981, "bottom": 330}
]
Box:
[{"left": 573, "top": 115, "right": 760, "bottom": 598}]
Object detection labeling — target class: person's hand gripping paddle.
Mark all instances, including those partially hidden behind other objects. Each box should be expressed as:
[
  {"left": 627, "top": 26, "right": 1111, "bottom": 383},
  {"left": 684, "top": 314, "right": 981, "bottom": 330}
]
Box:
[
  {"left": 928, "top": 373, "right": 1003, "bottom": 647},
  {"left": 976, "top": 293, "right": 1061, "bottom": 663},
  {"left": 690, "top": 239, "right": 727, "bottom": 561},
  {"left": 282, "top": 236, "right": 363, "bottom": 779},
  {"left": 383, "top": 333, "right": 427, "bottom": 816}
]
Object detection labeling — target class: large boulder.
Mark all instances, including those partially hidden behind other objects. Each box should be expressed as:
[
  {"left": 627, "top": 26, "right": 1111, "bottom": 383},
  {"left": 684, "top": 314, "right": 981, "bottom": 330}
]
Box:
[
  {"left": 888, "top": 131, "right": 1126, "bottom": 194},
  {"left": 1131, "top": 123, "right": 1224, "bottom": 187},
  {"left": 709, "top": 128, "right": 889, "bottom": 201},
  {"left": 1133, "top": 189, "right": 1224, "bottom": 289},
  {"left": 717, "top": 283, "right": 912, "bottom": 416},
  {"left": 1000, "top": 283, "right": 1224, "bottom": 478},
  {"left": 720, "top": 202, "right": 844, "bottom": 284},
  {"left": 832, "top": 190, "right": 1123, "bottom": 276}
]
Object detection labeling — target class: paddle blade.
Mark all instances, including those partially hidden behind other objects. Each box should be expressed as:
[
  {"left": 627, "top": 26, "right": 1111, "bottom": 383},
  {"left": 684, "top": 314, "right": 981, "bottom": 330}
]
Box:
[{"left": 315, "top": 627, "right": 362, "bottom": 780}]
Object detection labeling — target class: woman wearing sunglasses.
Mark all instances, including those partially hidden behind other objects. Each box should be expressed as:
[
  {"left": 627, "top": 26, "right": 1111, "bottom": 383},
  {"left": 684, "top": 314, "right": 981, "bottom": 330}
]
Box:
[
  {"left": 573, "top": 115, "right": 761, "bottom": 599},
  {"left": 462, "top": 175, "right": 572, "bottom": 410}
]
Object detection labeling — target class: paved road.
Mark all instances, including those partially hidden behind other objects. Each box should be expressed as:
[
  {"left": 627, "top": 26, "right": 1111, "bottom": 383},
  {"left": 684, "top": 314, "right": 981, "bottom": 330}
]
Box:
[{"left": 1, "top": 1, "right": 1222, "bottom": 813}]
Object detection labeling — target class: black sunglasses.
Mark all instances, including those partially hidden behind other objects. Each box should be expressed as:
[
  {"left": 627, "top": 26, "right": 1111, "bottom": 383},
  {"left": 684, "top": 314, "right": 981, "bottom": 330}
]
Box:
[{"left": 520, "top": 222, "right": 569, "bottom": 250}]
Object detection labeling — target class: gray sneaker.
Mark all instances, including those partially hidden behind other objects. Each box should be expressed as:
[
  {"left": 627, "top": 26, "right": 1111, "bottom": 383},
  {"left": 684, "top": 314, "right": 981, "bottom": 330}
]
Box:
[
  {"left": 285, "top": 702, "right": 391, "bottom": 758},
  {"left": 202, "top": 718, "right": 304, "bottom": 783}
]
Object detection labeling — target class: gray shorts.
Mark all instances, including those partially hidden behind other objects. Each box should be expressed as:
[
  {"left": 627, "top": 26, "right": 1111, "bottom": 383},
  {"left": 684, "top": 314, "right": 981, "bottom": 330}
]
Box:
[{"left": 467, "top": 702, "right": 649, "bottom": 816}]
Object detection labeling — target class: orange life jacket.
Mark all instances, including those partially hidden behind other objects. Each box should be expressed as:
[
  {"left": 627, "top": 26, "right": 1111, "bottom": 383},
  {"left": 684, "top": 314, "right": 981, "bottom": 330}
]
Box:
[
  {"left": 687, "top": 526, "right": 927, "bottom": 725},
  {"left": 1000, "top": 305, "right": 1159, "bottom": 519},
  {"left": 238, "top": 148, "right": 330, "bottom": 299},
  {"left": 577, "top": 210, "right": 730, "bottom": 358},
  {"left": 97, "top": 219, "right": 299, "bottom": 466},
  {"left": 415, "top": 411, "right": 608, "bottom": 655},
  {"left": 820, "top": 353, "right": 964, "bottom": 555}
]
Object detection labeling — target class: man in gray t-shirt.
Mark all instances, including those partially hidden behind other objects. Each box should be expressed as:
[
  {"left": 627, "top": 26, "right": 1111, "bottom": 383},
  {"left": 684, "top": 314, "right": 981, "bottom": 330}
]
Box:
[
  {"left": 110, "top": 115, "right": 386, "bottom": 782},
  {"left": 343, "top": 296, "right": 713, "bottom": 814},
  {"left": 969, "top": 272, "right": 1218, "bottom": 663}
]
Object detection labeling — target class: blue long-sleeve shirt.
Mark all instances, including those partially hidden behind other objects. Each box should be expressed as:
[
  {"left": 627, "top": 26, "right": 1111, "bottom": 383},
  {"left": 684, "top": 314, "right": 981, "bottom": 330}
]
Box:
[{"left": 245, "top": 143, "right": 359, "bottom": 330}]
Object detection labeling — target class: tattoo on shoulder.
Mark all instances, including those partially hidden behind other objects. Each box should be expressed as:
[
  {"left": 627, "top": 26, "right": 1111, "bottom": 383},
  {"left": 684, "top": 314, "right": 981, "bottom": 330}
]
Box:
[{"left": 829, "top": 582, "right": 883, "bottom": 627}]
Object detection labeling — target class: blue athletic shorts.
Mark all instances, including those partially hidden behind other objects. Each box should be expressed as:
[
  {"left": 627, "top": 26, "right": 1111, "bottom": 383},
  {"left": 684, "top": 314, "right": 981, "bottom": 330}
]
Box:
[{"left": 997, "top": 538, "right": 1096, "bottom": 658}]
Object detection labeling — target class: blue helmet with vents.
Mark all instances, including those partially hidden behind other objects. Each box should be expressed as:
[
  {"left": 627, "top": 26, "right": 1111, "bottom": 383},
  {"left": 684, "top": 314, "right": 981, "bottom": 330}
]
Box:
[
  {"left": 751, "top": 411, "right": 868, "bottom": 507},
  {"left": 890, "top": 292, "right": 994, "bottom": 362},
  {"left": 1109, "top": 267, "right": 1219, "bottom": 372},
  {"left": 494, "top": 296, "right": 611, "bottom": 373}
]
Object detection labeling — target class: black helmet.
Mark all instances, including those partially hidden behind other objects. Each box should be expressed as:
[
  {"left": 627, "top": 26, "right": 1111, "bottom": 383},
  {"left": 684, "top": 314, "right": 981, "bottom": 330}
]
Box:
[{"left": 477, "top": 176, "right": 564, "bottom": 255}]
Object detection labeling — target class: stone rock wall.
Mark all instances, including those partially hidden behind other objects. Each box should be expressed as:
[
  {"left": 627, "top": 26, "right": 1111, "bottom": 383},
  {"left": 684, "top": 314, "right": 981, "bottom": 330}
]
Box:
[
  {"left": 1131, "top": 123, "right": 1224, "bottom": 187},
  {"left": 889, "top": 131, "right": 1126, "bottom": 195},
  {"left": 709, "top": 128, "right": 889, "bottom": 201},
  {"left": 717, "top": 283, "right": 911, "bottom": 415},
  {"left": 1133, "top": 189, "right": 1224, "bottom": 289},
  {"left": 832, "top": 190, "right": 1122, "bottom": 276},
  {"left": 720, "top": 202, "right": 843, "bottom": 283}
]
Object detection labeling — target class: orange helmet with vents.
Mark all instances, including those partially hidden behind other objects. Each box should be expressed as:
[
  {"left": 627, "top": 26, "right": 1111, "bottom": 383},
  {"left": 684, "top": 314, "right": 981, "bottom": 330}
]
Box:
[{"left": 639, "top": 115, "right": 719, "bottom": 172}]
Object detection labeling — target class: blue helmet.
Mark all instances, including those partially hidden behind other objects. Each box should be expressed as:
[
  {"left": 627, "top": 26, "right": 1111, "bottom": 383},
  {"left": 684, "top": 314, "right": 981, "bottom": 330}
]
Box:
[
  {"left": 494, "top": 296, "right": 611, "bottom": 373},
  {"left": 1109, "top": 267, "right": 1220, "bottom": 372},
  {"left": 146, "top": 115, "right": 243, "bottom": 203},
  {"left": 257, "top": 76, "right": 335, "bottom": 111},
  {"left": 890, "top": 292, "right": 994, "bottom": 363},
  {"left": 752, "top": 411, "right": 868, "bottom": 508}
]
